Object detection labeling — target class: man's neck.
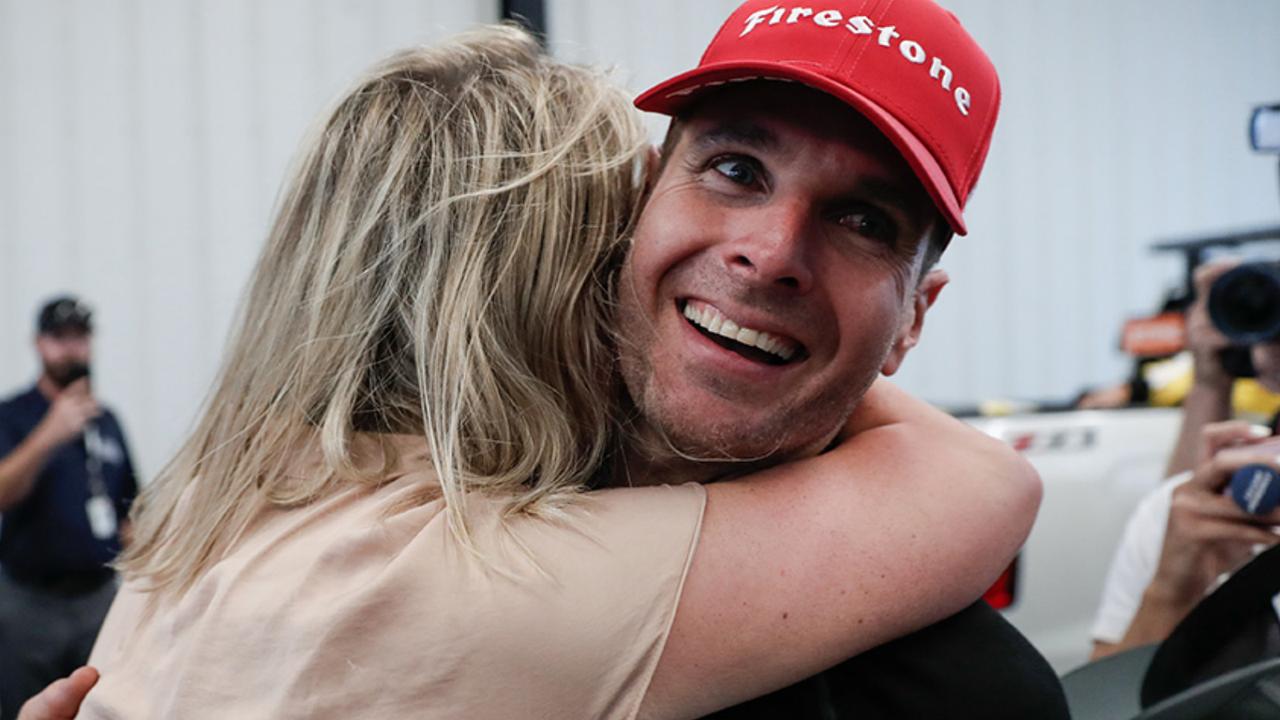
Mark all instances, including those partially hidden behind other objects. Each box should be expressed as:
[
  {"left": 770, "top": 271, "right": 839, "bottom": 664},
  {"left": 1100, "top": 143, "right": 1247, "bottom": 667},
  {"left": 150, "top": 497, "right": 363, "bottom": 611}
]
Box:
[
  {"left": 614, "top": 444, "right": 722, "bottom": 488},
  {"left": 609, "top": 421, "right": 784, "bottom": 489}
]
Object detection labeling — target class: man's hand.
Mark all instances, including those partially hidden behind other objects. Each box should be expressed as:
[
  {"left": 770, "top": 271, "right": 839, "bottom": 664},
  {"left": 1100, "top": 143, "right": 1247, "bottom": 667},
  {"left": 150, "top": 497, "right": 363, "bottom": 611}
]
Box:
[
  {"left": 36, "top": 379, "right": 99, "bottom": 447},
  {"left": 17, "top": 666, "right": 99, "bottom": 720},
  {"left": 1141, "top": 424, "right": 1280, "bottom": 635},
  {"left": 1165, "top": 260, "right": 1243, "bottom": 477},
  {"left": 1186, "top": 260, "right": 1239, "bottom": 389},
  {"left": 0, "top": 379, "right": 100, "bottom": 510}
]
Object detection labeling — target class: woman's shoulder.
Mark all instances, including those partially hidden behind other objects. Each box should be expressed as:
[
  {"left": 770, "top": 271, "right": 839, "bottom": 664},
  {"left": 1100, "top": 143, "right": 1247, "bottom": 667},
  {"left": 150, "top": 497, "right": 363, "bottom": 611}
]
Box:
[{"left": 483, "top": 481, "right": 708, "bottom": 578}]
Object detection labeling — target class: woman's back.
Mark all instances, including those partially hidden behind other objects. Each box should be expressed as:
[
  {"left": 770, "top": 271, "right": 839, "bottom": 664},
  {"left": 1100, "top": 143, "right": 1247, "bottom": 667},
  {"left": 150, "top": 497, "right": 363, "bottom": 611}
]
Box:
[{"left": 86, "top": 436, "right": 705, "bottom": 720}]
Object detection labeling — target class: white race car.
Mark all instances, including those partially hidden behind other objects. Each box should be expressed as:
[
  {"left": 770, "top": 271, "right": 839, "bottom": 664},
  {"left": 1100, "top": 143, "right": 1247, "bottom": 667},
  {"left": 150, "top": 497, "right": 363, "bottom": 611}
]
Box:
[{"left": 966, "top": 406, "right": 1183, "bottom": 673}]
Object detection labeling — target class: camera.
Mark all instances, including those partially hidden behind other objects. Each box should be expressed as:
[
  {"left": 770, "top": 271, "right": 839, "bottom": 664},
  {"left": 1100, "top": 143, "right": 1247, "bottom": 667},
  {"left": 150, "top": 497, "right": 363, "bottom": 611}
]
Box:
[
  {"left": 1202, "top": 105, "right": 1280, "bottom": 377},
  {"left": 1208, "top": 264, "right": 1280, "bottom": 377},
  {"left": 1209, "top": 263, "right": 1280, "bottom": 343}
]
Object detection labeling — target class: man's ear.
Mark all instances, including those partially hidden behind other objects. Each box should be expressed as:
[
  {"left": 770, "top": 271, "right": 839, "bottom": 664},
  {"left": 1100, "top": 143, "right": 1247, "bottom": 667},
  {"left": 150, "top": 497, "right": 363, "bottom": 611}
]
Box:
[{"left": 880, "top": 268, "right": 949, "bottom": 376}]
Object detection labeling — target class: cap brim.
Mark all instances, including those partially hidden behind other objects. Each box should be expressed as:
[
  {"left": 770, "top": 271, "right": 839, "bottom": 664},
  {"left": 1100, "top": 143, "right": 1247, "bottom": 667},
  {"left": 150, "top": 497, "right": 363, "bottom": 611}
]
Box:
[{"left": 636, "top": 61, "right": 968, "bottom": 236}]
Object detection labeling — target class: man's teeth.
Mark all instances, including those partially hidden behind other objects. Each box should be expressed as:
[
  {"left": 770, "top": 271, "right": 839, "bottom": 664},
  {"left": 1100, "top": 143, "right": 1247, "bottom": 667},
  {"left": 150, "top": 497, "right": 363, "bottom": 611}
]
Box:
[{"left": 682, "top": 302, "right": 797, "bottom": 361}]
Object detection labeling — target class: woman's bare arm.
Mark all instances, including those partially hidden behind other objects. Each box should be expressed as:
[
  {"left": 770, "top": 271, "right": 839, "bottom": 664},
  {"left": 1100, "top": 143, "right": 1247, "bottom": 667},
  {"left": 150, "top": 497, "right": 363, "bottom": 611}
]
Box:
[{"left": 639, "top": 380, "right": 1041, "bottom": 719}]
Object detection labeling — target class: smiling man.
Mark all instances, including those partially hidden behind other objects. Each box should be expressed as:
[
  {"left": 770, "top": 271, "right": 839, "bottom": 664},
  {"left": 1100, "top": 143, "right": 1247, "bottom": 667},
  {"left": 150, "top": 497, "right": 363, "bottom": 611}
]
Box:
[
  {"left": 614, "top": 0, "right": 995, "bottom": 486},
  {"left": 615, "top": 1, "right": 1069, "bottom": 717}
]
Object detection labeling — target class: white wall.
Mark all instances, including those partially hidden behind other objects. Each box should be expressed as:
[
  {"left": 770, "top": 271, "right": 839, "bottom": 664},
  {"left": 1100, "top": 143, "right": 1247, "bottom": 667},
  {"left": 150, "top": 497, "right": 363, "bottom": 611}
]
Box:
[
  {"left": 3, "top": 1, "right": 1279, "bottom": 479},
  {"left": 0, "top": 0, "right": 496, "bottom": 479},
  {"left": 549, "top": 0, "right": 1280, "bottom": 407}
]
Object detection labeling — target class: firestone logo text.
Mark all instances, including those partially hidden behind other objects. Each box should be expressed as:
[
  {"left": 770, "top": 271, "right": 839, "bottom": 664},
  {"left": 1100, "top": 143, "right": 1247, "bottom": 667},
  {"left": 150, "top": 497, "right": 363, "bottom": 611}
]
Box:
[{"left": 741, "top": 6, "right": 974, "bottom": 117}]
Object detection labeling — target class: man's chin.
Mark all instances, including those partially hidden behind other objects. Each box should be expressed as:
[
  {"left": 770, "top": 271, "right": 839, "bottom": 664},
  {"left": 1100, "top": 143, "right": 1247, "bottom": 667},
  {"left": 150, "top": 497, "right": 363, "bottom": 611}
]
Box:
[
  {"left": 650, "top": 412, "right": 817, "bottom": 469},
  {"left": 44, "top": 362, "right": 90, "bottom": 389},
  {"left": 624, "top": 373, "right": 843, "bottom": 473}
]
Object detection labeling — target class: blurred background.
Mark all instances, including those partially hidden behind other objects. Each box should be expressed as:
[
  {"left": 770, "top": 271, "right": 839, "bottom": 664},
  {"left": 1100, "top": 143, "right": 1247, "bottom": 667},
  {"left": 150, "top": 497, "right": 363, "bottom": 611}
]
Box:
[{"left": 2, "top": 0, "right": 1278, "bottom": 482}]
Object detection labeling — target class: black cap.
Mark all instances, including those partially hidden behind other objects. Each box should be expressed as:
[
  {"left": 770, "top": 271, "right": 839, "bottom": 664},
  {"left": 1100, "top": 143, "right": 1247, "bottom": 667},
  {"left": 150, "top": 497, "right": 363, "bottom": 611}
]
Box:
[{"left": 37, "top": 295, "right": 93, "bottom": 335}]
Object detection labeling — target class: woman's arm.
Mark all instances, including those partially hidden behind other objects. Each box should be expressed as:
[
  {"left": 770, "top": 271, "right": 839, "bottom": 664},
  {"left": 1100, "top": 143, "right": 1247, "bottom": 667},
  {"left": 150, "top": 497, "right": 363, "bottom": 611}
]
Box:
[{"left": 639, "top": 380, "right": 1041, "bottom": 719}]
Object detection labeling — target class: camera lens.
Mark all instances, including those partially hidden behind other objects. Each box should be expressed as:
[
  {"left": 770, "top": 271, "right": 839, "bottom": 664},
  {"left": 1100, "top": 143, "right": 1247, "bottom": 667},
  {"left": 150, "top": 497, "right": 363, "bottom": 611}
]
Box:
[{"left": 1209, "top": 263, "right": 1280, "bottom": 344}]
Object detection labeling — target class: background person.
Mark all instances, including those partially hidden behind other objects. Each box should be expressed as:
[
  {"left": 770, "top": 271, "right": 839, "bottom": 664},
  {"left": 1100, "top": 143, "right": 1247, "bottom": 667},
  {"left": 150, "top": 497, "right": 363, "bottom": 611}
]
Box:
[
  {"left": 0, "top": 297, "right": 138, "bottom": 720},
  {"left": 1091, "top": 261, "right": 1280, "bottom": 657},
  {"left": 1090, "top": 420, "right": 1280, "bottom": 658}
]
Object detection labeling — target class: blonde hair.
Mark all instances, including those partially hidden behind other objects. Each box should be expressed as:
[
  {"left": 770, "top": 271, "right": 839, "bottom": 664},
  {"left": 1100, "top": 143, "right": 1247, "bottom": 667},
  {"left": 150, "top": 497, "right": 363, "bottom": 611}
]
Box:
[{"left": 120, "top": 25, "right": 648, "bottom": 596}]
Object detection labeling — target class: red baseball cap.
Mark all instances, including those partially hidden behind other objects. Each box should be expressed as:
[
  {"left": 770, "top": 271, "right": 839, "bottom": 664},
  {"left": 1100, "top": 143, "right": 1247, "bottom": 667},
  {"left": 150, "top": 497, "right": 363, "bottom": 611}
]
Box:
[{"left": 635, "top": 0, "right": 1001, "bottom": 236}]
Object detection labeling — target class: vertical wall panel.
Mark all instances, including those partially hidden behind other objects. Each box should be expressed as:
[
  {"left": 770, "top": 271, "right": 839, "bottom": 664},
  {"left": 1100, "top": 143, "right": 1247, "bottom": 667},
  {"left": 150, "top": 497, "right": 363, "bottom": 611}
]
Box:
[
  {"left": 199, "top": 0, "right": 260, "bottom": 376},
  {"left": 548, "top": 0, "right": 1280, "bottom": 406},
  {"left": 135, "top": 0, "right": 209, "bottom": 463},
  {"left": 0, "top": 0, "right": 498, "bottom": 478},
  {"left": 0, "top": 0, "right": 18, "bottom": 382},
  {"left": 7, "top": 2, "right": 76, "bottom": 326},
  {"left": 66, "top": 0, "right": 146, "bottom": 444}
]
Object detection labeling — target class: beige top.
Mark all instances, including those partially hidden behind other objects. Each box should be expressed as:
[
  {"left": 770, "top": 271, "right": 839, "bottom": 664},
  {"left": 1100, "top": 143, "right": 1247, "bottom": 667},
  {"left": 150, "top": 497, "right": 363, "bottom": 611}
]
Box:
[{"left": 80, "top": 441, "right": 705, "bottom": 720}]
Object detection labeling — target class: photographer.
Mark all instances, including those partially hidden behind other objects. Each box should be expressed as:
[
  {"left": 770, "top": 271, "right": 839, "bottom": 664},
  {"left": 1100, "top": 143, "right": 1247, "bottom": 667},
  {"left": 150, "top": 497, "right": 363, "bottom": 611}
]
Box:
[
  {"left": 1091, "top": 105, "right": 1280, "bottom": 658},
  {"left": 0, "top": 297, "right": 138, "bottom": 720}
]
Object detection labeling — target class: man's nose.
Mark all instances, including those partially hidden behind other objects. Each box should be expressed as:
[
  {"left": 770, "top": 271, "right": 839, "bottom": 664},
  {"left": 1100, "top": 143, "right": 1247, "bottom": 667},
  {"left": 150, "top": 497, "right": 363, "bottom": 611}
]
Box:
[{"left": 719, "top": 201, "right": 815, "bottom": 292}]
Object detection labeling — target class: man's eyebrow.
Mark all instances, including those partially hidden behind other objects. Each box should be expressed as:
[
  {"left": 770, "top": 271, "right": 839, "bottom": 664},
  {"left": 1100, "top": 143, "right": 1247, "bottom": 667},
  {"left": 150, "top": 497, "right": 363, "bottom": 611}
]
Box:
[
  {"left": 851, "top": 176, "right": 928, "bottom": 218},
  {"left": 690, "top": 121, "right": 780, "bottom": 152}
]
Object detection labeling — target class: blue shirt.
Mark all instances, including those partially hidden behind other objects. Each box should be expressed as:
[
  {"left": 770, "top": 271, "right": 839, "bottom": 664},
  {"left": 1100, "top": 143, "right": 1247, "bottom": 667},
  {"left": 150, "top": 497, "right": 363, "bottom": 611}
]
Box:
[{"left": 0, "top": 386, "right": 138, "bottom": 583}]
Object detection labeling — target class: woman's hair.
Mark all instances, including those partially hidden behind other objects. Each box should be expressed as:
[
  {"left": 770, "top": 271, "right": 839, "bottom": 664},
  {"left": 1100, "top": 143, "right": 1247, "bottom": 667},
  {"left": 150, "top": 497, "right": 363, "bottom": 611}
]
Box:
[{"left": 120, "top": 25, "right": 649, "bottom": 596}]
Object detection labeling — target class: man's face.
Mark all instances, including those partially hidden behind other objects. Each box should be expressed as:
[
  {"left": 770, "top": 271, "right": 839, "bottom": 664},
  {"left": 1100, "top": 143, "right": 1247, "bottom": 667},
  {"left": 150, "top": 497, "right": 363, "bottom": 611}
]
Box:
[
  {"left": 36, "top": 330, "right": 92, "bottom": 388},
  {"left": 616, "top": 83, "right": 947, "bottom": 463}
]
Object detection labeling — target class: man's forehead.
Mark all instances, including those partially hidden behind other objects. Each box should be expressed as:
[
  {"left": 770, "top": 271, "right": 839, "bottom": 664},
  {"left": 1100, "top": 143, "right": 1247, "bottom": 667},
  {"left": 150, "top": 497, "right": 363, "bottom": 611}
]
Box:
[{"left": 679, "top": 82, "right": 894, "bottom": 151}]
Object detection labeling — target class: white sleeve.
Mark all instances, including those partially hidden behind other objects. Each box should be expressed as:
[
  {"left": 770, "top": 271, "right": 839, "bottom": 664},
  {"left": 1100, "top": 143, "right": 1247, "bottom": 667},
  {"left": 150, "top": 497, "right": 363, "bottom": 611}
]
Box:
[{"left": 1089, "top": 472, "right": 1190, "bottom": 644}]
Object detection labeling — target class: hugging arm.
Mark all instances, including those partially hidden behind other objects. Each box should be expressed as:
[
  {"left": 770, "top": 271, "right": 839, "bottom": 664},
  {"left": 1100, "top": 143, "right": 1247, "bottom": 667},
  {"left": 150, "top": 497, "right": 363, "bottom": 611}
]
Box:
[{"left": 639, "top": 380, "right": 1041, "bottom": 719}]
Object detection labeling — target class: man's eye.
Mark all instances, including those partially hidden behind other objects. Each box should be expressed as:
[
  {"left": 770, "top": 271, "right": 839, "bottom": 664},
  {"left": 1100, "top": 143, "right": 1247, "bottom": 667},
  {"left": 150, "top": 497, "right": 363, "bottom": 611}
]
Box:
[
  {"left": 839, "top": 209, "right": 898, "bottom": 244},
  {"left": 711, "top": 157, "right": 761, "bottom": 187}
]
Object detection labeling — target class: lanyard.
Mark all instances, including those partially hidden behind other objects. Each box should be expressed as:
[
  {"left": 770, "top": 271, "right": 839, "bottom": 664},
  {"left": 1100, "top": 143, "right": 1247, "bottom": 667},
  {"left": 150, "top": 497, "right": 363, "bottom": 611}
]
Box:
[
  {"left": 83, "top": 423, "right": 118, "bottom": 541},
  {"left": 83, "top": 424, "right": 110, "bottom": 499}
]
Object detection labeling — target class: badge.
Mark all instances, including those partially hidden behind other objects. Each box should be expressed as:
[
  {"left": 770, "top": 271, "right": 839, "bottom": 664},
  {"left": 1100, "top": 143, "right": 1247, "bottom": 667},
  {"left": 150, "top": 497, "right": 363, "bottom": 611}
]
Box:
[{"left": 85, "top": 495, "right": 118, "bottom": 540}]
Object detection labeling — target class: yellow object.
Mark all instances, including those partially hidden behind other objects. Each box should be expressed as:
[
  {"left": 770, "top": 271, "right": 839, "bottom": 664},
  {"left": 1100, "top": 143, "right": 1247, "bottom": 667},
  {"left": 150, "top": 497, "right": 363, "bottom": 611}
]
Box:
[
  {"left": 1143, "top": 351, "right": 1280, "bottom": 420},
  {"left": 1144, "top": 353, "right": 1194, "bottom": 408},
  {"left": 1232, "top": 378, "right": 1280, "bottom": 421},
  {"left": 978, "top": 398, "right": 1037, "bottom": 417}
]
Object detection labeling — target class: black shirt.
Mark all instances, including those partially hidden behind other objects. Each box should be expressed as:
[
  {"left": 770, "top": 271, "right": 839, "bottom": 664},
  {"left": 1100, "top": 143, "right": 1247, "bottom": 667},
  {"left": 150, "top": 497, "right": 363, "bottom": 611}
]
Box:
[
  {"left": 0, "top": 386, "right": 138, "bottom": 584},
  {"left": 704, "top": 600, "right": 1070, "bottom": 719}
]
